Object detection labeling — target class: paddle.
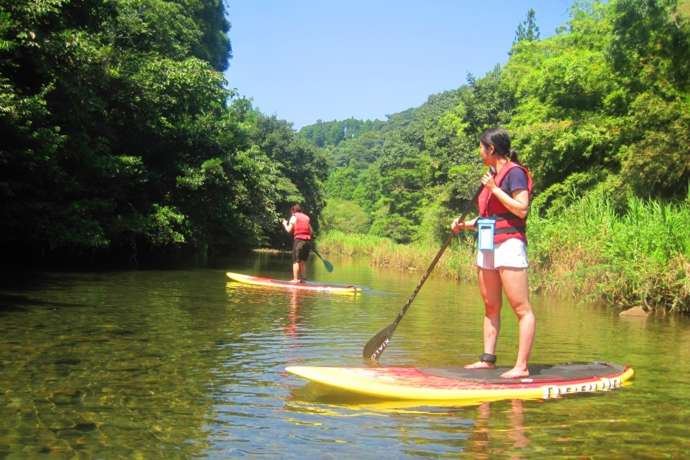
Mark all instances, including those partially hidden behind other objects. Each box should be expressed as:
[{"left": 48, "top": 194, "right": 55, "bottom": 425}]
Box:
[
  {"left": 312, "top": 248, "right": 334, "bottom": 272},
  {"left": 362, "top": 181, "right": 487, "bottom": 362},
  {"left": 361, "top": 221, "right": 462, "bottom": 361}
]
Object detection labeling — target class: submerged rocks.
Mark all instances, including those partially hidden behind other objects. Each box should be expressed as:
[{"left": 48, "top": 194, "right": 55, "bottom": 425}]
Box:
[{"left": 619, "top": 306, "right": 650, "bottom": 317}]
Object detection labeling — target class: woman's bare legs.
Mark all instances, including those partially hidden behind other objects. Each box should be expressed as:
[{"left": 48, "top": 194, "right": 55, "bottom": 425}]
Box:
[
  {"left": 498, "top": 267, "right": 535, "bottom": 378},
  {"left": 465, "top": 268, "right": 503, "bottom": 369}
]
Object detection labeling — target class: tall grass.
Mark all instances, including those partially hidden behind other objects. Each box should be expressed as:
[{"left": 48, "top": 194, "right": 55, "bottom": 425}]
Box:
[
  {"left": 317, "top": 231, "right": 478, "bottom": 282},
  {"left": 530, "top": 190, "right": 690, "bottom": 312},
  {"left": 319, "top": 191, "right": 690, "bottom": 312}
]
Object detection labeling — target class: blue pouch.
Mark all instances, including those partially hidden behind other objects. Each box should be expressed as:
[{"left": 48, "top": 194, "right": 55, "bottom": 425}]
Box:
[{"left": 476, "top": 218, "right": 495, "bottom": 251}]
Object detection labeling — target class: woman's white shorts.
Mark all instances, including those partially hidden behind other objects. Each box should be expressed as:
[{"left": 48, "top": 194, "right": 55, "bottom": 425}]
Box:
[{"left": 476, "top": 237, "right": 528, "bottom": 270}]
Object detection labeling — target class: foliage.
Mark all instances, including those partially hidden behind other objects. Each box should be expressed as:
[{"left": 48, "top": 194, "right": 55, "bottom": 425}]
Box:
[
  {"left": 0, "top": 0, "right": 324, "bottom": 262},
  {"left": 298, "top": 118, "right": 384, "bottom": 148},
  {"left": 513, "top": 8, "right": 541, "bottom": 46},
  {"left": 302, "top": 0, "right": 690, "bottom": 310},
  {"left": 319, "top": 199, "right": 370, "bottom": 234},
  {"left": 528, "top": 189, "right": 690, "bottom": 311},
  {"left": 304, "top": 0, "right": 689, "bottom": 238}
]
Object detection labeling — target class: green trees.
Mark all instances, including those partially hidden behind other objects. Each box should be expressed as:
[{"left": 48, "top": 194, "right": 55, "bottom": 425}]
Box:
[
  {"left": 299, "top": 118, "right": 384, "bottom": 149},
  {"left": 2, "top": 0, "right": 688, "bottom": 268},
  {"left": 513, "top": 8, "right": 540, "bottom": 45},
  {"left": 0, "top": 0, "right": 324, "bottom": 263},
  {"left": 308, "top": 0, "right": 689, "bottom": 246},
  {"left": 608, "top": 0, "right": 690, "bottom": 197},
  {"left": 320, "top": 199, "right": 370, "bottom": 234}
]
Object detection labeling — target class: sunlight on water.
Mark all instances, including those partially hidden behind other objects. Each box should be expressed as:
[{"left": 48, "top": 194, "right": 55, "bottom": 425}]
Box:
[{"left": 1, "top": 252, "right": 689, "bottom": 458}]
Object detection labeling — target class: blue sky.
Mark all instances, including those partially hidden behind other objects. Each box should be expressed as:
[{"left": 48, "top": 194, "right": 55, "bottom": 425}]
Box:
[{"left": 224, "top": 1, "right": 574, "bottom": 129}]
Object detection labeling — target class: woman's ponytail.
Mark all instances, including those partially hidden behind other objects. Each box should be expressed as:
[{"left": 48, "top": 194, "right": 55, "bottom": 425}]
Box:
[{"left": 509, "top": 149, "right": 521, "bottom": 165}]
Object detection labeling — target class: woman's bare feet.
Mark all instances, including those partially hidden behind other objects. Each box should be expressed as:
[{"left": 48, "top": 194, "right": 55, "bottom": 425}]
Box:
[
  {"left": 464, "top": 361, "right": 496, "bottom": 369},
  {"left": 500, "top": 367, "right": 529, "bottom": 379}
]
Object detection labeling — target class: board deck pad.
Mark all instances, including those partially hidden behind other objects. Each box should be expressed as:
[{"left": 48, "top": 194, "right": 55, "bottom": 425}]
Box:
[
  {"left": 419, "top": 362, "right": 625, "bottom": 384},
  {"left": 226, "top": 272, "right": 361, "bottom": 294},
  {"left": 286, "top": 362, "right": 634, "bottom": 402}
]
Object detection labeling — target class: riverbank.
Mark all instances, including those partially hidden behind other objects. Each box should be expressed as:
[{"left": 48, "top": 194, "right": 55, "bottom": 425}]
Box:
[{"left": 318, "top": 194, "right": 690, "bottom": 313}]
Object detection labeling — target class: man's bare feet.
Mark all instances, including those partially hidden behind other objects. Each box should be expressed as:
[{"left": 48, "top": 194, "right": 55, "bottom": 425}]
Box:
[
  {"left": 500, "top": 367, "right": 530, "bottom": 379},
  {"left": 464, "top": 361, "right": 496, "bottom": 369}
]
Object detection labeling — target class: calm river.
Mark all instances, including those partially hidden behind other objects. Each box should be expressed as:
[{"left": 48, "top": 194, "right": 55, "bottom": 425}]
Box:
[{"left": 1, "top": 253, "right": 689, "bottom": 458}]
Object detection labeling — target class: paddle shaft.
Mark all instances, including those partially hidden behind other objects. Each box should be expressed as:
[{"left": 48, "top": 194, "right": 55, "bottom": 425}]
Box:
[
  {"left": 363, "top": 179, "right": 488, "bottom": 361},
  {"left": 388, "top": 232, "right": 455, "bottom": 331},
  {"left": 390, "top": 175, "right": 493, "bottom": 326}
]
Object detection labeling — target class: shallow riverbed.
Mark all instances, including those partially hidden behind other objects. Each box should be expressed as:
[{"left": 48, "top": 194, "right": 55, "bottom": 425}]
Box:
[{"left": 1, "top": 253, "right": 688, "bottom": 458}]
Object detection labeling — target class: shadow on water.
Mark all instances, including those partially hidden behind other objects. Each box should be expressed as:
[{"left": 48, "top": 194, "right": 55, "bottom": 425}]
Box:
[{"left": 0, "top": 293, "right": 88, "bottom": 312}]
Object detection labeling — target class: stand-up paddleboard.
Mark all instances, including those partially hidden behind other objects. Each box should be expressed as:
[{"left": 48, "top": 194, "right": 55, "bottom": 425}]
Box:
[
  {"left": 286, "top": 362, "right": 634, "bottom": 402},
  {"left": 226, "top": 272, "right": 361, "bottom": 294}
]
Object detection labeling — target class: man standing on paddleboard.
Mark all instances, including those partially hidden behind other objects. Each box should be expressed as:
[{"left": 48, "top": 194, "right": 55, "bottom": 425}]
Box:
[
  {"left": 282, "top": 204, "right": 313, "bottom": 283},
  {"left": 451, "top": 127, "right": 536, "bottom": 379}
]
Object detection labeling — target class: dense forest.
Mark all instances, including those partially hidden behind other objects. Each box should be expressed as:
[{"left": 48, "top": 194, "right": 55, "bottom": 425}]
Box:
[
  {"left": 0, "top": 0, "right": 326, "bottom": 265},
  {"left": 1, "top": 0, "right": 689, "bottom": 301},
  {"left": 302, "top": 0, "right": 690, "bottom": 310},
  {"left": 306, "top": 0, "right": 689, "bottom": 244}
]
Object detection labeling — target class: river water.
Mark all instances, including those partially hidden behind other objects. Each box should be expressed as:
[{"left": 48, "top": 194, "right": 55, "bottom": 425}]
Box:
[{"left": 1, "top": 253, "right": 689, "bottom": 458}]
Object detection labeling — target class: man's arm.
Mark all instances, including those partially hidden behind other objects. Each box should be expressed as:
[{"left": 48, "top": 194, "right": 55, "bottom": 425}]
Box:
[{"left": 282, "top": 216, "right": 296, "bottom": 233}]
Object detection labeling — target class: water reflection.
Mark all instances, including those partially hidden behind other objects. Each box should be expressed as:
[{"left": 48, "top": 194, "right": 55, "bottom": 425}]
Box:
[
  {"left": 1, "top": 255, "right": 690, "bottom": 458},
  {"left": 466, "top": 400, "right": 528, "bottom": 459},
  {"left": 285, "top": 386, "right": 532, "bottom": 458},
  {"left": 285, "top": 290, "right": 301, "bottom": 337}
]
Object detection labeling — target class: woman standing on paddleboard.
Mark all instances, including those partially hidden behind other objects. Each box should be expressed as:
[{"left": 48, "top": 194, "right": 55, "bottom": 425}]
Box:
[
  {"left": 451, "top": 127, "right": 535, "bottom": 379},
  {"left": 282, "top": 204, "right": 313, "bottom": 283}
]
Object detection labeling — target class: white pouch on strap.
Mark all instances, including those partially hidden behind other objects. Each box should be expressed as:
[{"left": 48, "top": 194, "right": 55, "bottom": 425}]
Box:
[{"left": 476, "top": 218, "right": 495, "bottom": 251}]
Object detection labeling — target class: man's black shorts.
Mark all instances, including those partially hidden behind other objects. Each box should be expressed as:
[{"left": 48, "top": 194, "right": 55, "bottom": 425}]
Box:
[{"left": 292, "top": 239, "right": 312, "bottom": 263}]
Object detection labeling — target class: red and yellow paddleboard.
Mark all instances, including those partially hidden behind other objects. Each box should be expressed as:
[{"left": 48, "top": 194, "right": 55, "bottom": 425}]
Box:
[
  {"left": 226, "top": 272, "right": 361, "bottom": 295},
  {"left": 286, "top": 362, "right": 634, "bottom": 402}
]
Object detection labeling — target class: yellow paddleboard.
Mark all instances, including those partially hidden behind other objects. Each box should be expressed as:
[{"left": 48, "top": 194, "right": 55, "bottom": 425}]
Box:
[
  {"left": 287, "top": 362, "right": 634, "bottom": 402},
  {"left": 226, "top": 272, "right": 361, "bottom": 295}
]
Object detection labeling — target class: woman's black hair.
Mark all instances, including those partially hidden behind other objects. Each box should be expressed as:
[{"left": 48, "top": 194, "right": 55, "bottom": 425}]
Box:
[{"left": 480, "top": 127, "right": 521, "bottom": 164}]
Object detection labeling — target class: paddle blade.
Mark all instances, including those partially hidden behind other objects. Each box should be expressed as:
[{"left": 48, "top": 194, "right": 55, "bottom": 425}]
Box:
[
  {"left": 323, "top": 258, "right": 334, "bottom": 272},
  {"left": 313, "top": 249, "right": 334, "bottom": 272},
  {"left": 362, "top": 323, "right": 395, "bottom": 361}
]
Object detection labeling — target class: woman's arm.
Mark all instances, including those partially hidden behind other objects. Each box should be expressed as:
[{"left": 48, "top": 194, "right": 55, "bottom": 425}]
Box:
[
  {"left": 451, "top": 216, "right": 479, "bottom": 233},
  {"left": 489, "top": 188, "right": 529, "bottom": 219},
  {"left": 481, "top": 171, "right": 529, "bottom": 219}
]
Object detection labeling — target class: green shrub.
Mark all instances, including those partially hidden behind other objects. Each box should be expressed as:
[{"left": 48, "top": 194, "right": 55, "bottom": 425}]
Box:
[{"left": 319, "top": 199, "right": 370, "bottom": 234}]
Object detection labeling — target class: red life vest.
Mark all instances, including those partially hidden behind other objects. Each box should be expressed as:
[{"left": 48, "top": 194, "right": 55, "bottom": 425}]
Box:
[
  {"left": 293, "top": 212, "right": 312, "bottom": 240},
  {"left": 477, "top": 162, "right": 533, "bottom": 244}
]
